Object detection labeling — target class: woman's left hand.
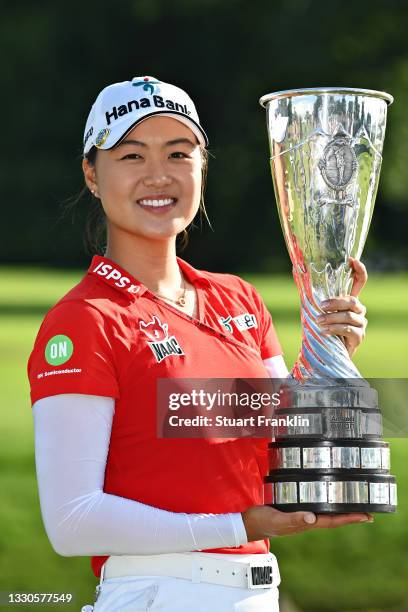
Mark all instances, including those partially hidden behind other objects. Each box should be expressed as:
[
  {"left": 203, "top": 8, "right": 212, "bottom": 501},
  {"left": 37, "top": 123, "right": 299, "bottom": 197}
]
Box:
[{"left": 317, "top": 258, "right": 368, "bottom": 358}]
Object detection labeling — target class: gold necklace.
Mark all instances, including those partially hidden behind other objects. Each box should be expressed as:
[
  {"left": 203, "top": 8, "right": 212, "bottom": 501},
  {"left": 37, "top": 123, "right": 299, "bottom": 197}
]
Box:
[{"left": 153, "top": 272, "right": 187, "bottom": 307}]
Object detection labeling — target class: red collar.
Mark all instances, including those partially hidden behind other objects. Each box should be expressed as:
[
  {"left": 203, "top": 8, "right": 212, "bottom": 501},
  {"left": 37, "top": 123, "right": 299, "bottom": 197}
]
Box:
[{"left": 88, "top": 254, "right": 211, "bottom": 298}]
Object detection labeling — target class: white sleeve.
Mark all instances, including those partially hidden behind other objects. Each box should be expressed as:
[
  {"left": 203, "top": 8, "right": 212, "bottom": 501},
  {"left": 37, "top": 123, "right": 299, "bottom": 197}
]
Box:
[
  {"left": 262, "top": 355, "right": 290, "bottom": 378},
  {"left": 33, "top": 394, "right": 248, "bottom": 557}
]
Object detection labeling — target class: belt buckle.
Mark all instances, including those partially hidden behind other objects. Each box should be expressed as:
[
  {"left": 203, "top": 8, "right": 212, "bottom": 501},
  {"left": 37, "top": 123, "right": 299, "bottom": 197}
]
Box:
[{"left": 247, "top": 561, "right": 274, "bottom": 589}]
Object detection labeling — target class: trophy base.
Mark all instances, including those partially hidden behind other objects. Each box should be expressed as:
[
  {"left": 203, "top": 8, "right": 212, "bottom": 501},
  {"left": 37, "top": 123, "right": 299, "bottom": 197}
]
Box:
[
  {"left": 268, "top": 502, "right": 396, "bottom": 514},
  {"left": 265, "top": 473, "right": 397, "bottom": 514},
  {"left": 268, "top": 438, "right": 391, "bottom": 473}
]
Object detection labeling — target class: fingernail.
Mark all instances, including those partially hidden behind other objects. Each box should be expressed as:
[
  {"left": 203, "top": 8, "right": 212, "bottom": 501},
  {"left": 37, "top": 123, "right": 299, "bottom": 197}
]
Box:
[
  {"left": 316, "top": 315, "right": 326, "bottom": 322},
  {"left": 304, "top": 513, "right": 317, "bottom": 524},
  {"left": 320, "top": 326, "right": 330, "bottom": 332},
  {"left": 321, "top": 300, "right": 331, "bottom": 307}
]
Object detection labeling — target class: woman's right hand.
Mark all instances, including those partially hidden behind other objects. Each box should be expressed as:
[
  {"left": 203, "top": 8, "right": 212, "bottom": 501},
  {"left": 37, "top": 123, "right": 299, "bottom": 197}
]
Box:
[{"left": 241, "top": 505, "right": 374, "bottom": 539}]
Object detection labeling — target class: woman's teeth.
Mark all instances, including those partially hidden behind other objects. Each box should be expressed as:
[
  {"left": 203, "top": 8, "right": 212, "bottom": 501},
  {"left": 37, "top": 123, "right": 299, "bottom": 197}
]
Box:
[{"left": 138, "top": 198, "right": 176, "bottom": 207}]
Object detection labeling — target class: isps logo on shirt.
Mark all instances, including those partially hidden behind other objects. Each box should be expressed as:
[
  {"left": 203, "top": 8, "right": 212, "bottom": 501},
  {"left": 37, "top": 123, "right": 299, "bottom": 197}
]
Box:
[{"left": 139, "top": 315, "right": 185, "bottom": 363}]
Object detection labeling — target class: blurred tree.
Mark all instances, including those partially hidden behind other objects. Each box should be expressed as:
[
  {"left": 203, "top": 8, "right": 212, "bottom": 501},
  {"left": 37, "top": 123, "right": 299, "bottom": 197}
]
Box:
[{"left": 2, "top": 0, "right": 407, "bottom": 271}]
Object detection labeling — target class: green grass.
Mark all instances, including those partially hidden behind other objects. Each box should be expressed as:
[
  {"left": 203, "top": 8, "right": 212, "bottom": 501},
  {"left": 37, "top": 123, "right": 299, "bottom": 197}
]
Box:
[{"left": 0, "top": 266, "right": 407, "bottom": 611}]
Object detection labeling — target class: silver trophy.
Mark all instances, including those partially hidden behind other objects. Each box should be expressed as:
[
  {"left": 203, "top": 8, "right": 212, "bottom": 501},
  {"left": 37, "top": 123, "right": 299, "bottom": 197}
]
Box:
[{"left": 259, "top": 88, "right": 397, "bottom": 512}]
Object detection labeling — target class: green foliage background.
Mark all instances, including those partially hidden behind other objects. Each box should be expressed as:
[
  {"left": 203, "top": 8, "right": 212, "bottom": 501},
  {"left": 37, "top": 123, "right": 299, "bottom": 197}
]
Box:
[
  {"left": 2, "top": 1, "right": 408, "bottom": 610},
  {"left": 2, "top": 0, "right": 408, "bottom": 271}
]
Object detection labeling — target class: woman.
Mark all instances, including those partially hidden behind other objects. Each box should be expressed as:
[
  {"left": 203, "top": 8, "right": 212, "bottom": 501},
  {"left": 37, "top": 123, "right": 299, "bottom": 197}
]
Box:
[{"left": 27, "top": 76, "right": 371, "bottom": 611}]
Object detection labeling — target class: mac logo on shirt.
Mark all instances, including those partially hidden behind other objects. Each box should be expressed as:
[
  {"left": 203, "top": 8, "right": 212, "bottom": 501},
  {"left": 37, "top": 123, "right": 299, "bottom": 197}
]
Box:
[{"left": 139, "top": 315, "right": 185, "bottom": 363}]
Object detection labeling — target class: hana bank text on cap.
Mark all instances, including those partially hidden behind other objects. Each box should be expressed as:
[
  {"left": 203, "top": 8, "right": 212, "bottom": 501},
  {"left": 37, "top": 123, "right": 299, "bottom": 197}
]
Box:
[{"left": 83, "top": 76, "right": 209, "bottom": 156}]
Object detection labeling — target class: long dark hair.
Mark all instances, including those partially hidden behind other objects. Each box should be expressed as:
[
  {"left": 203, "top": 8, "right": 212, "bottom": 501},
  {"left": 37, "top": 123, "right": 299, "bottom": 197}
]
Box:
[{"left": 64, "top": 144, "right": 212, "bottom": 255}]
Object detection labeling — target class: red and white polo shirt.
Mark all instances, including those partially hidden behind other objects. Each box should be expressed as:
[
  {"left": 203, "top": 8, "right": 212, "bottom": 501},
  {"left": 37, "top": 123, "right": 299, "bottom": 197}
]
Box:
[{"left": 27, "top": 255, "right": 283, "bottom": 578}]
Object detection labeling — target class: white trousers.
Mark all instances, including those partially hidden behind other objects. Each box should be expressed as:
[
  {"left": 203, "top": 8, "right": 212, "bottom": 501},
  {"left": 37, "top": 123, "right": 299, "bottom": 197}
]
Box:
[{"left": 81, "top": 553, "right": 280, "bottom": 611}]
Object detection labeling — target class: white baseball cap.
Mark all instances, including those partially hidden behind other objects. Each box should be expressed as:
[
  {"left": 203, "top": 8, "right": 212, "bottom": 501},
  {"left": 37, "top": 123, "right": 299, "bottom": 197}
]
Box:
[{"left": 83, "top": 76, "right": 209, "bottom": 156}]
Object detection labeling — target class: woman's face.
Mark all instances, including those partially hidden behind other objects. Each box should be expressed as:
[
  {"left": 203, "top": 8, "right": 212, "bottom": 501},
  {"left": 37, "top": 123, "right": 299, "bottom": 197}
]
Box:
[{"left": 83, "top": 116, "right": 203, "bottom": 242}]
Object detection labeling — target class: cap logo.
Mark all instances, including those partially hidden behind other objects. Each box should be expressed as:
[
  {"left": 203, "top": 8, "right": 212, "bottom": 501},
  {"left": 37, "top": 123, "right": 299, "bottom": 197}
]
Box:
[
  {"left": 84, "top": 126, "right": 94, "bottom": 146},
  {"left": 132, "top": 77, "right": 160, "bottom": 95},
  {"left": 105, "top": 97, "right": 191, "bottom": 126},
  {"left": 95, "top": 128, "right": 111, "bottom": 148},
  {"left": 84, "top": 77, "right": 208, "bottom": 152}
]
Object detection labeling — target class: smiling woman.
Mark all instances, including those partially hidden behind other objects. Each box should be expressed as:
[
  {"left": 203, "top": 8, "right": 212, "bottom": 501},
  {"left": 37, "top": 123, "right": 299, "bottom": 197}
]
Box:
[
  {"left": 82, "top": 128, "right": 210, "bottom": 256},
  {"left": 27, "top": 76, "right": 370, "bottom": 612},
  {"left": 83, "top": 119, "right": 204, "bottom": 246}
]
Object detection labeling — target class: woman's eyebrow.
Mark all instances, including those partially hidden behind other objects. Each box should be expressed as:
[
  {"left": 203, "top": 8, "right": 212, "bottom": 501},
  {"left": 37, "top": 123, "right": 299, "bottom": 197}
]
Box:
[
  {"left": 165, "top": 138, "right": 196, "bottom": 147},
  {"left": 117, "top": 139, "right": 146, "bottom": 147},
  {"left": 117, "top": 138, "right": 196, "bottom": 148}
]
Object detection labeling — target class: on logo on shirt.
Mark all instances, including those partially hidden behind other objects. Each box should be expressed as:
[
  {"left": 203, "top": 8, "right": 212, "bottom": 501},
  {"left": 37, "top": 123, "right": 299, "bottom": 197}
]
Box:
[
  {"left": 45, "top": 334, "right": 74, "bottom": 365},
  {"left": 139, "top": 315, "right": 185, "bottom": 363}
]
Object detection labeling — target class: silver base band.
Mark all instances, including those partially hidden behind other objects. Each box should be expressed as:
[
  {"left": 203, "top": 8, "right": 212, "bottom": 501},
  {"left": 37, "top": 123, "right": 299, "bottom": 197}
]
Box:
[
  {"left": 265, "top": 476, "right": 397, "bottom": 507},
  {"left": 270, "top": 442, "right": 390, "bottom": 471}
]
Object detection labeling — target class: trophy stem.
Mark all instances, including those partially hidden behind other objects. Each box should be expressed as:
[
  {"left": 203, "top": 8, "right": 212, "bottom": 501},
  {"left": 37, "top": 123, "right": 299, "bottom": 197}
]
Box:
[{"left": 291, "top": 264, "right": 363, "bottom": 380}]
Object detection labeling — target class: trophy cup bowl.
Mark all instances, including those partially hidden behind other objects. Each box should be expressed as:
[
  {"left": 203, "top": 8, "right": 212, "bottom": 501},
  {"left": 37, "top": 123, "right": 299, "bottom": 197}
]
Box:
[{"left": 259, "top": 88, "right": 397, "bottom": 513}]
